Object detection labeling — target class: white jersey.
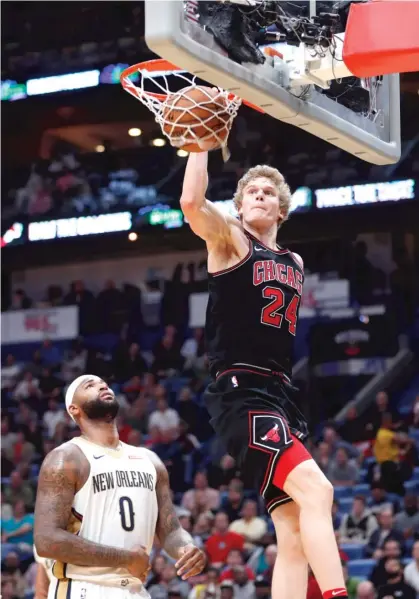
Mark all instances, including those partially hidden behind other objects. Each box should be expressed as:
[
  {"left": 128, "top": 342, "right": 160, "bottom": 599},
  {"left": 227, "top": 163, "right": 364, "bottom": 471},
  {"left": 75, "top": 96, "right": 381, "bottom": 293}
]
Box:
[{"left": 51, "top": 437, "right": 158, "bottom": 594}]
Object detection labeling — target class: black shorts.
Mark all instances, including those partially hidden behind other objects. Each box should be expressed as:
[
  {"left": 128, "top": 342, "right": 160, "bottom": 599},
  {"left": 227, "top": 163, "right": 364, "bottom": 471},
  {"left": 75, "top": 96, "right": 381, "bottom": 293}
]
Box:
[{"left": 203, "top": 366, "right": 310, "bottom": 512}]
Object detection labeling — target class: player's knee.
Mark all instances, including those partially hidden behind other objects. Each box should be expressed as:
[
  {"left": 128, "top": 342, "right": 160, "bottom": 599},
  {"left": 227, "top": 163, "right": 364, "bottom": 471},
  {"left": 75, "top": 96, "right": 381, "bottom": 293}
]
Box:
[{"left": 284, "top": 460, "right": 334, "bottom": 511}]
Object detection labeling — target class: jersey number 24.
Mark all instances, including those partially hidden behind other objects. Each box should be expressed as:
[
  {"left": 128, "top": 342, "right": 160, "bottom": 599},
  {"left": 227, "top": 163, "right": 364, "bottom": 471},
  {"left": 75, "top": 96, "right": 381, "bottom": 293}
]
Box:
[{"left": 261, "top": 287, "right": 299, "bottom": 335}]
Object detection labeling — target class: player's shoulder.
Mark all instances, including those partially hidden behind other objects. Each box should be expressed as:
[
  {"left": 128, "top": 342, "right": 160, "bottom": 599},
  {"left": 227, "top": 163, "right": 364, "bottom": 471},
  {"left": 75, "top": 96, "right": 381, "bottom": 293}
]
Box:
[
  {"left": 40, "top": 440, "right": 87, "bottom": 474},
  {"left": 289, "top": 251, "right": 304, "bottom": 271},
  {"left": 122, "top": 443, "right": 163, "bottom": 467}
]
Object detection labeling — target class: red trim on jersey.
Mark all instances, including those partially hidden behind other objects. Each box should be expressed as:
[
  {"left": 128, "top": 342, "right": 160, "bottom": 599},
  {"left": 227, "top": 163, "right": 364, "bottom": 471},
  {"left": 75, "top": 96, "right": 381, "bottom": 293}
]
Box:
[
  {"left": 272, "top": 435, "right": 312, "bottom": 490},
  {"left": 209, "top": 238, "right": 252, "bottom": 277},
  {"left": 245, "top": 231, "right": 290, "bottom": 255}
]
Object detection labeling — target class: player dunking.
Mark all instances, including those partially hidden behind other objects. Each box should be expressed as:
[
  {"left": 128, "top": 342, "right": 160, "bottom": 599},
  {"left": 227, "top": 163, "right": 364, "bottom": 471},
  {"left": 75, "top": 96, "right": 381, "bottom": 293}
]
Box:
[
  {"left": 34, "top": 375, "right": 206, "bottom": 599},
  {"left": 180, "top": 153, "right": 346, "bottom": 599}
]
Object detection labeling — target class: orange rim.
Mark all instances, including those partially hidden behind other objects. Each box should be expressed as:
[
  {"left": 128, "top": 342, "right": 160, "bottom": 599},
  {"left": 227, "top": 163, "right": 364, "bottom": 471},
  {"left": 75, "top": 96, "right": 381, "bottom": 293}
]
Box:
[{"left": 120, "top": 58, "right": 265, "bottom": 114}]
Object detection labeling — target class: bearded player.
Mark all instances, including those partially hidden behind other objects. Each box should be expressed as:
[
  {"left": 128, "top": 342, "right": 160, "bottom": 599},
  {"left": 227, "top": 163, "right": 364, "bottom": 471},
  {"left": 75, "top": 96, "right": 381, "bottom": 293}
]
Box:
[
  {"left": 34, "top": 375, "right": 206, "bottom": 599},
  {"left": 180, "top": 152, "right": 346, "bottom": 599}
]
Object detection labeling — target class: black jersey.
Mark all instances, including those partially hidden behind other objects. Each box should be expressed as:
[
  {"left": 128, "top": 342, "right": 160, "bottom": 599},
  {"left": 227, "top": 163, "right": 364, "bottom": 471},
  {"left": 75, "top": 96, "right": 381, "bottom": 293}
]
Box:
[{"left": 205, "top": 231, "right": 304, "bottom": 379}]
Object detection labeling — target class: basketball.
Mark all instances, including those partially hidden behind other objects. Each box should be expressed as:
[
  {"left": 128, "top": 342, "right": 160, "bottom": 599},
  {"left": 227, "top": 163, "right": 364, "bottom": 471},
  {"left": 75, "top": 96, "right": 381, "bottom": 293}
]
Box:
[{"left": 161, "top": 85, "right": 232, "bottom": 152}]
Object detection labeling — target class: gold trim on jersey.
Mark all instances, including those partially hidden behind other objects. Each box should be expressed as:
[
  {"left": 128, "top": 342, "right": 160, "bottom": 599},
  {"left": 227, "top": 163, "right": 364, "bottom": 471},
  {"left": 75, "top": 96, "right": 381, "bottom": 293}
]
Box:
[
  {"left": 54, "top": 578, "right": 72, "bottom": 599},
  {"left": 52, "top": 509, "right": 82, "bottom": 581}
]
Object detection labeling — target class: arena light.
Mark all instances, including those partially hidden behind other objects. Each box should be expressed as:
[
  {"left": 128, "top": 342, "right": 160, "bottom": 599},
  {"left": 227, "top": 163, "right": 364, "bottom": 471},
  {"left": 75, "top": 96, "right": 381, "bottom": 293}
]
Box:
[
  {"left": 26, "top": 70, "right": 100, "bottom": 97},
  {"left": 95, "top": 144, "right": 105, "bottom": 153},
  {"left": 128, "top": 128, "right": 142, "bottom": 137},
  {"left": 128, "top": 232, "right": 138, "bottom": 241},
  {"left": 151, "top": 138, "right": 166, "bottom": 147},
  {"left": 176, "top": 149, "right": 189, "bottom": 157}
]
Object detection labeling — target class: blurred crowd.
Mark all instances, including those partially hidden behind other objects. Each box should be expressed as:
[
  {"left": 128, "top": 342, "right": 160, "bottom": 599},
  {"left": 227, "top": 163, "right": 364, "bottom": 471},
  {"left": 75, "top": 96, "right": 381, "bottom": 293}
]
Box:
[{"left": 2, "top": 308, "right": 419, "bottom": 599}]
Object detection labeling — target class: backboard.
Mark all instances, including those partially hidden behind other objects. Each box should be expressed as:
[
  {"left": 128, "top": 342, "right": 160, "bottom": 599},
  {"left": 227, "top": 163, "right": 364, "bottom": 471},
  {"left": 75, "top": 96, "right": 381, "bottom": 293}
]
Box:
[{"left": 144, "top": 0, "right": 401, "bottom": 165}]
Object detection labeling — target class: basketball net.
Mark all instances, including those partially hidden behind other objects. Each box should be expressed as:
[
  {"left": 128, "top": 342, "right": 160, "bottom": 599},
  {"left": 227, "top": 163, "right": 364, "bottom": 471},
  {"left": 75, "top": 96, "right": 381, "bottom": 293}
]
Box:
[{"left": 120, "top": 59, "right": 243, "bottom": 161}]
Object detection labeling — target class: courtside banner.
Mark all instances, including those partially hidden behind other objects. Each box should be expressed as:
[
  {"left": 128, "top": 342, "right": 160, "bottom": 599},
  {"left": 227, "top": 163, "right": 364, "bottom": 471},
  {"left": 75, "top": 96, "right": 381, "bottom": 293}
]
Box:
[{"left": 2, "top": 306, "right": 79, "bottom": 344}]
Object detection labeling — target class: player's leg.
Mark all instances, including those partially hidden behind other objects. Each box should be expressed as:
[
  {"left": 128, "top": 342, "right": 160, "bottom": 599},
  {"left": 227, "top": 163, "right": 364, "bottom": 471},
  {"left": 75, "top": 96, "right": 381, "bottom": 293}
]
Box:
[
  {"left": 269, "top": 501, "right": 308, "bottom": 599},
  {"left": 278, "top": 449, "right": 346, "bottom": 596}
]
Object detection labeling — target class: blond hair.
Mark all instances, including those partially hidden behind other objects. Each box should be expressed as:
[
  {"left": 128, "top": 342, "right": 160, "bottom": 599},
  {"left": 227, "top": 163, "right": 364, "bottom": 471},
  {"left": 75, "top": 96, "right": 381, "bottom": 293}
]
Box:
[{"left": 233, "top": 165, "right": 292, "bottom": 227}]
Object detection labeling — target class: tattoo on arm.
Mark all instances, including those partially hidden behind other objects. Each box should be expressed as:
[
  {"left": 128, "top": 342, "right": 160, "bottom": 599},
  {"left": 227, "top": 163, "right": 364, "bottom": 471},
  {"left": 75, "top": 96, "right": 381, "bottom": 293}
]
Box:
[
  {"left": 154, "top": 459, "right": 193, "bottom": 559},
  {"left": 34, "top": 445, "right": 133, "bottom": 568}
]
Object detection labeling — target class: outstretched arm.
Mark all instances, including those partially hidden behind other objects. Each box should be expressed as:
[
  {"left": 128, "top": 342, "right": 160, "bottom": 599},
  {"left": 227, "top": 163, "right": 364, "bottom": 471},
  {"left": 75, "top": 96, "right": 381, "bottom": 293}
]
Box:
[
  {"left": 152, "top": 453, "right": 206, "bottom": 579},
  {"left": 34, "top": 446, "right": 136, "bottom": 569},
  {"left": 180, "top": 152, "right": 235, "bottom": 246}
]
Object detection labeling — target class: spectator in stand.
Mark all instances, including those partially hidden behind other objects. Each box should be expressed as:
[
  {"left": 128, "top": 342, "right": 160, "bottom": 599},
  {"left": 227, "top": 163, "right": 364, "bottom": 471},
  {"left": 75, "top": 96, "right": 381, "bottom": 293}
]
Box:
[
  {"left": 39, "top": 338, "right": 62, "bottom": 369},
  {"left": 249, "top": 544, "right": 277, "bottom": 579},
  {"left": 327, "top": 447, "right": 360, "bottom": 487},
  {"left": 323, "top": 423, "right": 360, "bottom": 459},
  {"left": 1, "top": 355, "right": 22, "bottom": 390},
  {"left": 146, "top": 554, "right": 168, "bottom": 588},
  {"left": 1, "top": 500, "right": 34, "bottom": 553},
  {"left": 1, "top": 417, "right": 17, "bottom": 455},
  {"left": 182, "top": 471, "right": 220, "bottom": 514},
  {"left": 5, "top": 429, "right": 35, "bottom": 466},
  {"left": 207, "top": 454, "right": 240, "bottom": 490},
  {"left": 342, "top": 561, "right": 360, "bottom": 599},
  {"left": 339, "top": 496, "right": 378, "bottom": 543},
  {"left": 42, "top": 398, "right": 66, "bottom": 438},
  {"left": 307, "top": 565, "right": 323, "bottom": 599},
  {"left": 181, "top": 328, "right": 206, "bottom": 374},
  {"left": 0, "top": 551, "right": 27, "bottom": 598},
  {"left": 152, "top": 332, "right": 184, "bottom": 377},
  {"left": 148, "top": 563, "right": 190, "bottom": 599},
  {"left": 365, "top": 391, "right": 401, "bottom": 439},
  {"left": 314, "top": 441, "right": 332, "bottom": 474},
  {"left": 376, "top": 558, "right": 415, "bottom": 599},
  {"left": 149, "top": 397, "right": 180, "bottom": 439},
  {"left": 61, "top": 338, "right": 87, "bottom": 383},
  {"left": 1, "top": 492, "right": 13, "bottom": 521},
  {"left": 229, "top": 500, "right": 268, "bottom": 548},
  {"left": 126, "top": 396, "right": 149, "bottom": 434},
  {"left": 13, "top": 372, "right": 41, "bottom": 402},
  {"left": 394, "top": 495, "right": 419, "bottom": 540},
  {"left": 404, "top": 540, "right": 419, "bottom": 592},
  {"left": 11, "top": 288, "right": 32, "bottom": 310},
  {"left": 365, "top": 508, "right": 405, "bottom": 558},
  {"left": 64, "top": 280, "right": 96, "bottom": 334},
  {"left": 368, "top": 481, "right": 399, "bottom": 516},
  {"left": 96, "top": 279, "right": 126, "bottom": 333},
  {"left": 356, "top": 581, "right": 375, "bottom": 599},
  {"left": 338, "top": 406, "right": 364, "bottom": 444},
  {"left": 1, "top": 449, "right": 15, "bottom": 479},
  {"left": 220, "top": 580, "right": 235, "bottom": 599},
  {"left": 193, "top": 512, "right": 214, "bottom": 542},
  {"left": 14, "top": 402, "right": 37, "bottom": 430},
  {"left": 3, "top": 471, "right": 34, "bottom": 507},
  {"left": 176, "top": 387, "right": 201, "bottom": 434},
  {"left": 25, "top": 350, "right": 44, "bottom": 379},
  {"left": 205, "top": 512, "right": 244, "bottom": 567},
  {"left": 231, "top": 566, "right": 256, "bottom": 599},
  {"left": 189, "top": 566, "right": 221, "bottom": 599},
  {"left": 370, "top": 540, "right": 402, "bottom": 589},
  {"left": 220, "top": 549, "right": 255, "bottom": 582},
  {"left": 113, "top": 342, "right": 148, "bottom": 382},
  {"left": 221, "top": 481, "right": 245, "bottom": 522},
  {"left": 374, "top": 413, "right": 400, "bottom": 465},
  {"left": 116, "top": 414, "right": 134, "bottom": 444},
  {"left": 38, "top": 367, "right": 63, "bottom": 397}
]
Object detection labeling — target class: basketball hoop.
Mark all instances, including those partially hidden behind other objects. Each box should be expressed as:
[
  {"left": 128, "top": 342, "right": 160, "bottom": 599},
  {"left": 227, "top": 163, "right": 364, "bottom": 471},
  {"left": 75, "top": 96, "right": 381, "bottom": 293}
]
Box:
[{"left": 120, "top": 58, "right": 263, "bottom": 159}]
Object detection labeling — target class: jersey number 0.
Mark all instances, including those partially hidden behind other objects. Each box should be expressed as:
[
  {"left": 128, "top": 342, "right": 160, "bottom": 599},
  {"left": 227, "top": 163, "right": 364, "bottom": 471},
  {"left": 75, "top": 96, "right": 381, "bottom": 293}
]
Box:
[
  {"left": 119, "top": 496, "right": 135, "bottom": 531},
  {"left": 261, "top": 287, "right": 299, "bottom": 335}
]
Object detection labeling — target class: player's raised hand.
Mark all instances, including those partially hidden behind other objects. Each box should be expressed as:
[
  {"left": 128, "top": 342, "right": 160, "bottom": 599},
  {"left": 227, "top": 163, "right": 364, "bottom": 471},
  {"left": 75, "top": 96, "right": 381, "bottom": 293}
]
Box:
[
  {"left": 175, "top": 544, "right": 207, "bottom": 580},
  {"left": 127, "top": 545, "right": 150, "bottom": 582}
]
